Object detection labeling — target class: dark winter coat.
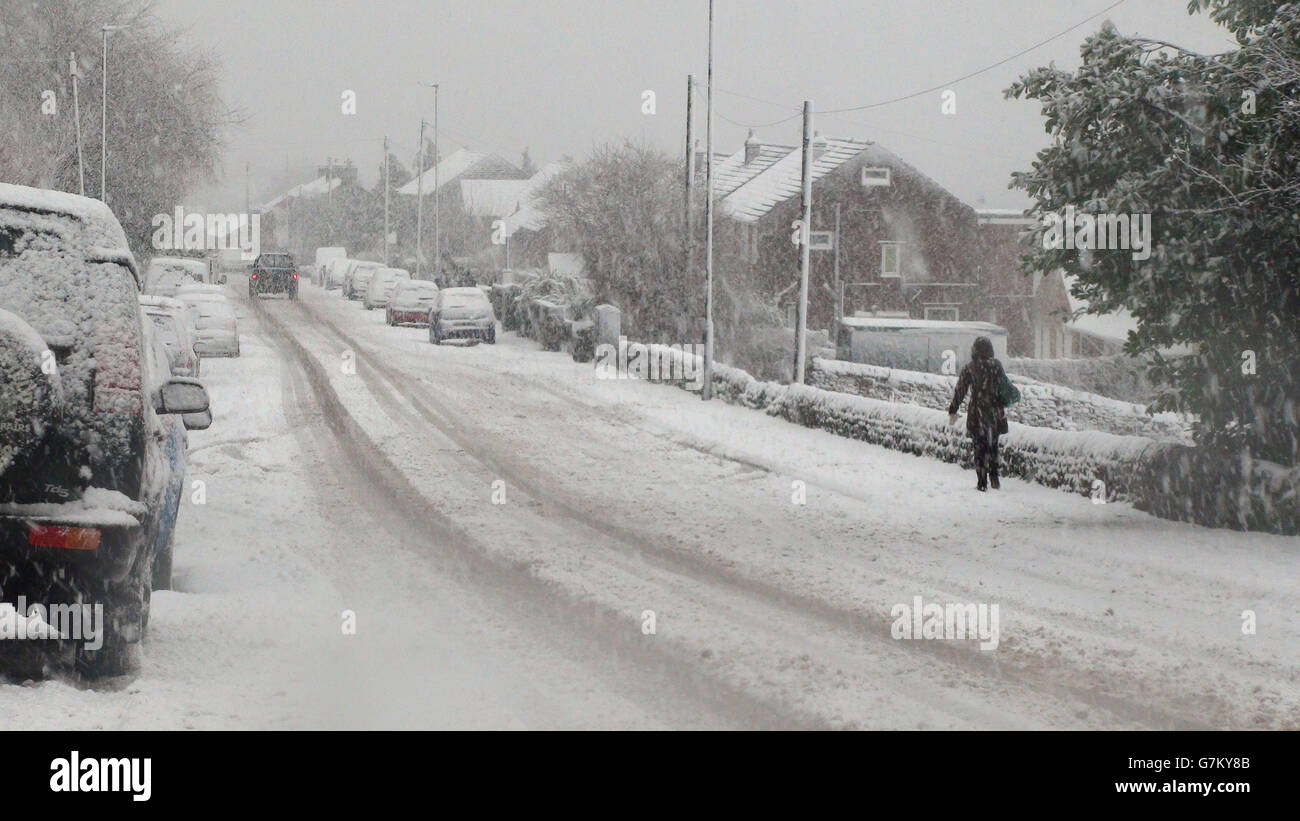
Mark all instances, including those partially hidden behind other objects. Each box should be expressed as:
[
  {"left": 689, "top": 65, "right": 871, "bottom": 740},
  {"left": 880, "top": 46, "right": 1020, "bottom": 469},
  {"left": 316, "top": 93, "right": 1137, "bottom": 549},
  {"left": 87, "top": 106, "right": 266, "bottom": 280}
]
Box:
[{"left": 948, "top": 336, "right": 1008, "bottom": 438}]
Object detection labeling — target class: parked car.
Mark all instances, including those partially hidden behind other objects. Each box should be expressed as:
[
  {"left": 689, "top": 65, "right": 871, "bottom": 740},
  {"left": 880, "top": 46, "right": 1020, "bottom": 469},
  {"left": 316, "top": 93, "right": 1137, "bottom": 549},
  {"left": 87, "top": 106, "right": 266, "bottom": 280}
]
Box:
[
  {"left": 139, "top": 295, "right": 200, "bottom": 378},
  {"left": 248, "top": 252, "right": 299, "bottom": 299},
  {"left": 140, "top": 316, "right": 208, "bottom": 592},
  {"left": 0, "top": 183, "right": 209, "bottom": 676},
  {"left": 314, "top": 247, "right": 346, "bottom": 287},
  {"left": 191, "top": 300, "right": 240, "bottom": 357},
  {"left": 324, "top": 257, "right": 350, "bottom": 290},
  {"left": 143, "top": 256, "right": 214, "bottom": 296},
  {"left": 429, "top": 286, "right": 496, "bottom": 345},
  {"left": 343, "top": 260, "right": 381, "bottom": 300},
  {"left": 387, "top": 280, "right": 438, "bottom": 326},
  {"left": 363, "top": 267, "right": 411, "bottom": 310}
]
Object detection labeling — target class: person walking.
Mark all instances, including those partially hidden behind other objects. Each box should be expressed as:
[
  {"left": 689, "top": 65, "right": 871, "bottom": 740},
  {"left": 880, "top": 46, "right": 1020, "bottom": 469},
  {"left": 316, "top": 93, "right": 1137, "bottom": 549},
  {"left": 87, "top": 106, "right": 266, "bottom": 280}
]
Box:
[{"left": 947, "top": 336, "right": 1014, "bottom": 491}]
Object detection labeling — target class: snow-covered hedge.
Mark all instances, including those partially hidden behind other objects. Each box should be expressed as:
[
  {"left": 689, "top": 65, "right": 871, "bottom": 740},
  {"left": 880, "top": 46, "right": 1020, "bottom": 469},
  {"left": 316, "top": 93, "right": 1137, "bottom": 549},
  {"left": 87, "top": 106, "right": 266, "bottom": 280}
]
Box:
[
  {"left": 629, "top": 341, "right": 1152, "bottom": 499},
  {"left": 615, "top": 341, "right": 1297, "bottom": 533},
  {"left": 1003, "top": 354, "right": 1156, "bottom": 404},
  {"left": 809, "top": 356, "right": 1191, "bottom": 443}
]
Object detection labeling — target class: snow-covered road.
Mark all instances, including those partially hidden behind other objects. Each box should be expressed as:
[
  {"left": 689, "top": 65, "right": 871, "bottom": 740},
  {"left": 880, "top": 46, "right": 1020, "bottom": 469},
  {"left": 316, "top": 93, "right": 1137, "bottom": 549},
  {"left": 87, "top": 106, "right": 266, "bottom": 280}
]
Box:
[{"left": 3, "top": 278, "right": 1296, "bottom": 729}]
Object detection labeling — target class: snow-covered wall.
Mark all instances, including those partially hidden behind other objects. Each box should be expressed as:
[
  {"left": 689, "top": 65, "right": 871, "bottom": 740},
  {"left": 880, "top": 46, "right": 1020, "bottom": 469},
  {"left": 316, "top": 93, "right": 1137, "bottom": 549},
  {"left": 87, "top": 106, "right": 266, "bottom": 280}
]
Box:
[{"left": 809, "top": 356, "right": 1192, "bottom": 443}]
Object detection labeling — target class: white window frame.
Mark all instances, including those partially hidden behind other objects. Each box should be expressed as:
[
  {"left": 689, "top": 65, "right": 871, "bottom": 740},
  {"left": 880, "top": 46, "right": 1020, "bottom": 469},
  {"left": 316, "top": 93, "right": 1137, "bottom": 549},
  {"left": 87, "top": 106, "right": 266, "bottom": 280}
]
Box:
[
  {"left": 923, "top": 304, "right": 960, "bottom": 322},
  {"left": 861, "top": 167, "right": 891, "bottom": 187},
  {"left": 880, "top": 241, "right": 903, "bottom": 278}
]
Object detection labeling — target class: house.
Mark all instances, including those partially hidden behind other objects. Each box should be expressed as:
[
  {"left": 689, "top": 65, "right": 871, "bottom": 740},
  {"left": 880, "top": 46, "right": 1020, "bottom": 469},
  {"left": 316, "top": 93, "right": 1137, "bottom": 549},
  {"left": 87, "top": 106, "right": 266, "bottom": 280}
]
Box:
[
  {"left": 713, "top": 133, "right": 988, "bottom": 340},
  {"left": 258, "top": 161, "right": 357, "bottom": 255},
  {"left": 395, "top": 148, "right": 524, "bottom": 198}
]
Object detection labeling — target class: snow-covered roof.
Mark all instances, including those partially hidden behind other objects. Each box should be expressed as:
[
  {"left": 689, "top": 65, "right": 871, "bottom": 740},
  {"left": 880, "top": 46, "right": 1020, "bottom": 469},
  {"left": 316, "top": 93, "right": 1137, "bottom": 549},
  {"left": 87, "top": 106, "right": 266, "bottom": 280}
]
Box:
[
  {"left": 976, "top": 207, "right": 1034, "bottom": 226},
  {"left": 720, "top": 136, "right": 872, "bottom": 223},
  {"left": 710, "top": 139, "right": 796, "bottom": 198},
  {"left": 459, "top": 179, "right": 534, "bottom": 218},
  {"left": 840, "top": 316, "right": 1008, "bottom": 334},
  {"left": 262, "top": 175, "right": 344, "bottom": 211},
  {"left": 1062, "top": 274, "right": 1139, "bottom": 344},
  {"left": 396, "top": 149, "right": 522, "bottom": 197},
  {"left": 499, "top": 162, "right": 570, "bottom": 234}
]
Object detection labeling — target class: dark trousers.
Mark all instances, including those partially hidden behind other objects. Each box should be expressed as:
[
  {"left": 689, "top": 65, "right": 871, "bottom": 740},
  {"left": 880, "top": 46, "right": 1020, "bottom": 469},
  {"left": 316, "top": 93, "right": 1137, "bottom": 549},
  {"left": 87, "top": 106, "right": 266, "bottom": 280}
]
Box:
[{"left": 972, "top": 429, "right": 1000, "bottom": 477}]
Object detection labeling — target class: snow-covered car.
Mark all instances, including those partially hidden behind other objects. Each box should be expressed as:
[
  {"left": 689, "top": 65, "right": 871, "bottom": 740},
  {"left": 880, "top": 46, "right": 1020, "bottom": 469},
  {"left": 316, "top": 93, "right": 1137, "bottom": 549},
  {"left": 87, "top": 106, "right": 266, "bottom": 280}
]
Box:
[
  {"left": 143, "top": 256, "right": 212, "bottom": 296},
  {"left": 363, "top": 267, "right": 411, "bottom": 310},
  {"left": 141, "top": 314, "right": 209, "bottom": 591},
  {"left": 386, "top": 280, "right": 437, "bottom": 326},
  {"left": 343, "top": 260, "right": 381, "bottom": 300},
  {"left": 314, "top": 247, "right": 346, "bottom": 286},
  {"left": 429, "top": 286, "right": 496, "bottom": 345},
  {"left": 324, "top": 257, "right": 351, "bottom": 290},
  {"left": 0, "top": 183, "right": 209, "bottom": 676},
  {"left": 191, "top": 300, "right": 240, "bottom": 357},
  {"left": 139, "top": 295, "right": 200, "bottom": 378}
]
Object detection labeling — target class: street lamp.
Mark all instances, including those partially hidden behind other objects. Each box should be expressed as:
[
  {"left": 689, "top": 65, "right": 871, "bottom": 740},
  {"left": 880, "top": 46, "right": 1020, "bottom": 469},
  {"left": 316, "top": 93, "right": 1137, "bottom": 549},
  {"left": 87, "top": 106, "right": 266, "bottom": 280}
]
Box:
[{"left": 101, "top": 23, "right": 131, "bottom": 203}]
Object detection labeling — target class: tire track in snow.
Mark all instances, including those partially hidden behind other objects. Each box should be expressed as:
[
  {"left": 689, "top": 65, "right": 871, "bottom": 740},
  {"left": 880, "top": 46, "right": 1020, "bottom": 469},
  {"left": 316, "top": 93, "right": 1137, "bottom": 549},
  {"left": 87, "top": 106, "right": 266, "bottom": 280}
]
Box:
[{"left": 245, "top": 290, "right": 821, "bottom": 730}]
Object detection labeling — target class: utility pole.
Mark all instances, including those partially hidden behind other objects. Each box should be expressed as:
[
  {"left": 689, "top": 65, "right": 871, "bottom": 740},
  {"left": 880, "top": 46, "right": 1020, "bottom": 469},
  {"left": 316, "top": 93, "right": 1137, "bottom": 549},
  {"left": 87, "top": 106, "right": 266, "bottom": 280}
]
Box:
[
  {"left": 702, "top": 0, "right": 716, "bottom": 401},
  {"left": 245, "top": 161, "right": 251, "bottom": 216},
  {"left": 383, "top": 136, "right": 390, "bottom": 266},
  {"left": 792, "top": 100, "right": 813, "bottom": 384},
  {"left": 833, "top": 201, "right": 842, "bottom": 331},
  {"left": 432, "top": 83, "right": 440, "bottom": 281},
  {"left": 416, "top": 120, "right": 426, "bottom": 278},
  {"left": 684, "top": 74, "right": 694, "bottom": 291},
  {"left": 70, "top": 52, "right": 85, "bottom": 196},
  {"left": 100, "top": 24, "right": 130, "bottom": 201}
]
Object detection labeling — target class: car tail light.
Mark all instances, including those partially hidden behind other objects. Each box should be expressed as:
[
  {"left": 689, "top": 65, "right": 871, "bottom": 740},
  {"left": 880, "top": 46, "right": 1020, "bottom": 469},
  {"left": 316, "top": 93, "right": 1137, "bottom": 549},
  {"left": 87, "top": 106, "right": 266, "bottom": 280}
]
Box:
[
  {"left": 251, "top": 273, "right": 258, "bottom": 279},
  {"left": 28, "top": 524, "right": 101, "bottom": 551},
  {"left": 292, "top": 273, "right": 299, "bottom": 280}
]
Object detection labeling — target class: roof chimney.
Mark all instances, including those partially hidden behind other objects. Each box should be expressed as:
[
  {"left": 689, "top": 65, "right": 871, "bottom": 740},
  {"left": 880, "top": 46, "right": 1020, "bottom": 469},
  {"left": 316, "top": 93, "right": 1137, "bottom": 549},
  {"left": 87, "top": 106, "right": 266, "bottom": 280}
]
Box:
[{"left": 744, "top": 129, "right": 761, "bottom": 164}]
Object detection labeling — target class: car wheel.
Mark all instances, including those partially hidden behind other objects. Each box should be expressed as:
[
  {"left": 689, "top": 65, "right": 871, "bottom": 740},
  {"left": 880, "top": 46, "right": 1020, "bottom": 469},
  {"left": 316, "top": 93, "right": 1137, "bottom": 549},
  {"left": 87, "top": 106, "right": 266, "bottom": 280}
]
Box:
[
  {"left": 76, "top": 563, "right": 149, "bottom": 678},
  {"left": 487, "top": 327, "right": 496, "bottom": 345},
  {"left": 429, "top": 327, "right": 441, "bottom": 345}
]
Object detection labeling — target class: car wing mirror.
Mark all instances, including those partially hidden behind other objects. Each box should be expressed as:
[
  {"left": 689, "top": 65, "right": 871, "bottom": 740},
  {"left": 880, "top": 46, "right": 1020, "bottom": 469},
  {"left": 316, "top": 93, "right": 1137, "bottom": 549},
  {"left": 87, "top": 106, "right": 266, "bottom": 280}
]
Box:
[
  {"left": 155, "top": 377, "right": 209, "bottom": 415},
  {"left": 182, "top": 408, "right": 212, "bottom": 430}
]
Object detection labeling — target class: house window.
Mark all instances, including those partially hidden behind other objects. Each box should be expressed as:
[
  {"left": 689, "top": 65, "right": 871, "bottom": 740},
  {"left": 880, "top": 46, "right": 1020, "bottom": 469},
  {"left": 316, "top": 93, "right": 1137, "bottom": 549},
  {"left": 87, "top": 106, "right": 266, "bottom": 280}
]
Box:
[
  {"left": 923, "top": 305, "right": 959, "bottom": 322},
  {"left": 880, "top": 242, "right": 903, "bottom": 278},
  {"left": 861, "top": 167, "right": 891, "bottom": 187}
]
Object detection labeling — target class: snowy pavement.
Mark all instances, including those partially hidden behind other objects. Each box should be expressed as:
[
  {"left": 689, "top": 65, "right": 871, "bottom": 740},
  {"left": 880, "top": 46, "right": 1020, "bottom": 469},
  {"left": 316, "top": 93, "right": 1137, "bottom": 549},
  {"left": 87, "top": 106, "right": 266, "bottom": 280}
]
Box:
[{"left": 3, "top": 278, "right": 1296, "bottom": 729}]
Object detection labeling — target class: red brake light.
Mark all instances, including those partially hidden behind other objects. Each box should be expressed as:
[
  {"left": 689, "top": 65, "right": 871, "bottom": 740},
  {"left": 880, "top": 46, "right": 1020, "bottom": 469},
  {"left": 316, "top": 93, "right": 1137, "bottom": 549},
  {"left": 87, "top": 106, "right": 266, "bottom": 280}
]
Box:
[
  {"left": 250, "top": 273, "right": 257, "bottom": 279},
  {"left": 28, "top": 524, "right": 101, "bottom": 551},
  {"left": 292, "top": 273, "right": 299, "bottom": 280}
]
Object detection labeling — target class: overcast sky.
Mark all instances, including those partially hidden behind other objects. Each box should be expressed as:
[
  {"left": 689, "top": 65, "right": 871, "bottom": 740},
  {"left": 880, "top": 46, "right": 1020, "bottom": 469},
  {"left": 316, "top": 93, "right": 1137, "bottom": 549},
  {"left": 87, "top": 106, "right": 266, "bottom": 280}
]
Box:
[{"left": 152, "top": 0, "right": 1237, "bottom": 211}]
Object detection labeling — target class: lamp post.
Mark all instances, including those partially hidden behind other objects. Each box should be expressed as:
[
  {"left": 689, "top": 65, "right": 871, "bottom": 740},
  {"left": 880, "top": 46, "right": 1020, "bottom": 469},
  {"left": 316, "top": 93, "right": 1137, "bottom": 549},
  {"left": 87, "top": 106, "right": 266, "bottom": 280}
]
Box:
[{"left": 100, "top": 23, "right": 130, "bottom": 203}]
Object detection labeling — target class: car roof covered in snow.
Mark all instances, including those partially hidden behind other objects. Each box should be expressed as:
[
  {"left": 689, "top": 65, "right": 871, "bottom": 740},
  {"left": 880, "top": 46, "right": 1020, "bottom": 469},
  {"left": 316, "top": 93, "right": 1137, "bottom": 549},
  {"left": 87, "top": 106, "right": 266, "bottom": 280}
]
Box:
[
  {"left": 0, "top": 182, "right": 137, "bottom": 280},
  {"left": 138, "top": 295, "right": 188, "bottom": 312}
]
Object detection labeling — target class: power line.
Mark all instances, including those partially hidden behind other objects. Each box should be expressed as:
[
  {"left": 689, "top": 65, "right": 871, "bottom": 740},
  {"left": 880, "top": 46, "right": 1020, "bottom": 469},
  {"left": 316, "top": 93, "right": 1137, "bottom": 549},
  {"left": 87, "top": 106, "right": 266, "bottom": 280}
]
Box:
[{"left": 704, "top": 0, "right": 1128, "bottom": 128}]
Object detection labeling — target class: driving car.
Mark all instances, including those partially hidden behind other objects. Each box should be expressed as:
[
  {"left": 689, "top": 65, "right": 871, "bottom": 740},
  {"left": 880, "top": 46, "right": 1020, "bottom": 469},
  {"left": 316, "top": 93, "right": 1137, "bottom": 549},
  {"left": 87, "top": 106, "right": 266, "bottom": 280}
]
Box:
[
  {"left": 428, "top": 286, "right": 497, "bottom": 345},
  {"left": 249, "top": 252, "right": 299, "bottom": 299},
  {"left": 386, "top": 280, "right": 438, "bottom": 327},
  {"left": 0, "top": 182, "right": 210, "bottom": 677},
  {"left": 363, "top": 267, "right": 411, "bottom": 310},
  {"left": 343, "top": 260, "right": 381, "bottom": 300},
  {"left": 139, "top": 295, "right": 200, "bottom": 378},
  {"left": 143, "top": 256, "right": 214, "bottom": 296}
]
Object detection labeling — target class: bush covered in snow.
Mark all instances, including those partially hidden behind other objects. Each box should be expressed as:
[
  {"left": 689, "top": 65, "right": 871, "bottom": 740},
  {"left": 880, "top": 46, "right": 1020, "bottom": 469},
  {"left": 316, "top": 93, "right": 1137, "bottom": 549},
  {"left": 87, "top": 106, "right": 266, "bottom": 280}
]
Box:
[{"left": 810, "top": 357, "right": 1191, "bottom": 443}]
